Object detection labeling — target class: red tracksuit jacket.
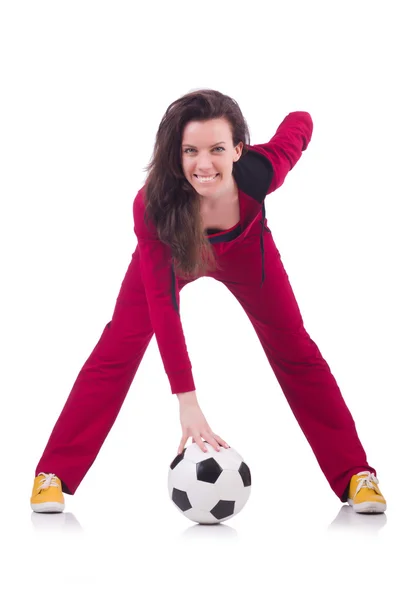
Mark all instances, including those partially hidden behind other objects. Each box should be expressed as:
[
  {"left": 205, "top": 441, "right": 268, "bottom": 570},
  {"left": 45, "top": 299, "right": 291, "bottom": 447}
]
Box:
[{"left": 133, "top": 112, "right": 313, "bottom": 394}]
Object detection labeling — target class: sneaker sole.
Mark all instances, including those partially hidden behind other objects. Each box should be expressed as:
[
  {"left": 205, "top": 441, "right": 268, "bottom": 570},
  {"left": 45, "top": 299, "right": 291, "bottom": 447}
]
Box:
[
  {"left": 347, "top": 498, "right": 387, "bottom": 513},
  {"left": 31, "top": 502, "right": 65, "bottom": 513}
]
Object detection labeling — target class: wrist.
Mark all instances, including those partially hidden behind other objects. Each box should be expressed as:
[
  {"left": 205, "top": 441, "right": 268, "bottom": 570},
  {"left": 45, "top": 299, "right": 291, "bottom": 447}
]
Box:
[{"left": 177, "top": 390, "right": 198, "bottom": 404}]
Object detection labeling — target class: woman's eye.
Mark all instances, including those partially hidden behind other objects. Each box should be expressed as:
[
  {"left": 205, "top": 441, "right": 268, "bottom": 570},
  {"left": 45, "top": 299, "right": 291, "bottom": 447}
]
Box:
[{"left": 184, "top": 147, "right": 225, "bottom": 154}]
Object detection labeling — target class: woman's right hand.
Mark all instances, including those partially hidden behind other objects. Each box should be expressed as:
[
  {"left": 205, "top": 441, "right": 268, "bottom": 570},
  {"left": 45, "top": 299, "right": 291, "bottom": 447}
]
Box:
[{"left": 178, "top": 398, "right": 229, "bottom": 455}]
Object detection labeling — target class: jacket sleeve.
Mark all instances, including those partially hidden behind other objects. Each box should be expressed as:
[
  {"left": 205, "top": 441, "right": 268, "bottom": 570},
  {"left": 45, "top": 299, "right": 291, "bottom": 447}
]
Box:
[
  {"left": 251, "top": 111, "right": 313, "bottom": 193},
  {"left": 132, "top": 186, "right": 196, "bottom": 395}
]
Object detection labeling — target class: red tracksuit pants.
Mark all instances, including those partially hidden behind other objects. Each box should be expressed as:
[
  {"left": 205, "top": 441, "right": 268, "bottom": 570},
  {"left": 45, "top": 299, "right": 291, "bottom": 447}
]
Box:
[{"left": 35, "top": 222, "right": 374, "bottom": 500}]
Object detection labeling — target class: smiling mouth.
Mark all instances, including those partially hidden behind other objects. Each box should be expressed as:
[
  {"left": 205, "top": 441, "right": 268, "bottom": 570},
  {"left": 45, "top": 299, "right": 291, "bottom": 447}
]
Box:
[{"left": 194, "top": 174, "right": 219, "bottom": 182}]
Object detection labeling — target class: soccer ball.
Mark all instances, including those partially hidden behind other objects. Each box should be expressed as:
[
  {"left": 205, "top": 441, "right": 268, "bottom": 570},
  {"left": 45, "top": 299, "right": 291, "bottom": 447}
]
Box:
[{"left": 168, "top": 441, "right": 251, "bottom": 524}]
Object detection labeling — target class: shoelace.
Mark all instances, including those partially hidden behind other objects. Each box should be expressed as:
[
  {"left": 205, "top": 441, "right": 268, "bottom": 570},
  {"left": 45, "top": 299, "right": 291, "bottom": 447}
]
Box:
[
  {"left": 37, "top": 472, "right": 59, "bottom": 491},
  {"left": 354, "top": 470, "right": 380, "bottom": 498}
]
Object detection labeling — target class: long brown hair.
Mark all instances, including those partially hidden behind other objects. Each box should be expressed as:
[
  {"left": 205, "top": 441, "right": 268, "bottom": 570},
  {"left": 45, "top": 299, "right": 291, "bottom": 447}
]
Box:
[{"left": 143, "top": 89, "right": 251, "bottom": 280}]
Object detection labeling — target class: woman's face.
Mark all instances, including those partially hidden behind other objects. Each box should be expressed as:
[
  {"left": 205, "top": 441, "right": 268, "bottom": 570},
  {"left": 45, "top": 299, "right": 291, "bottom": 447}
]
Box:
[{"left": 181, "top": 117, "right": 243, "bottom": 200}]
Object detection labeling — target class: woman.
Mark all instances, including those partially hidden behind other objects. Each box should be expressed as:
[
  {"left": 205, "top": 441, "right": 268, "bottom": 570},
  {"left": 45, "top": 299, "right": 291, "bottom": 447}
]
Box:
[{"left": 30, "top": 89, "right": 387, "bottom": 515}]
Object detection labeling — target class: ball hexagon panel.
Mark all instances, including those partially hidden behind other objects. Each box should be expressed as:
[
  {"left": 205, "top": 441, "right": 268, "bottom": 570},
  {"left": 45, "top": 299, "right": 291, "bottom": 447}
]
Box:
[
  {"left": 186, "top": 479, "right": 220, "bottom": 511},
  {"left": 210, "top": 468, "right": 246, "bottom": 499},
  {"left": 233, "top": 485, "right": 251, "bottom": 514}
]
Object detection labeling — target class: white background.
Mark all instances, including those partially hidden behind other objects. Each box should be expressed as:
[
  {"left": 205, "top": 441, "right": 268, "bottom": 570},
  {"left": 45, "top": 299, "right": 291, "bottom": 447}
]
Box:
[{"left": 1, "top": 0, "right": 395, "bottom": 597}]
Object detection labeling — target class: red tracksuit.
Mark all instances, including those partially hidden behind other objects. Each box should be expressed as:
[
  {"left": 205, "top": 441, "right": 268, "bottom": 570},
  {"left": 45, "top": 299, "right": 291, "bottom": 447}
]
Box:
[{"left": 36, "top": 112, "right": 375, "bottom": 501}]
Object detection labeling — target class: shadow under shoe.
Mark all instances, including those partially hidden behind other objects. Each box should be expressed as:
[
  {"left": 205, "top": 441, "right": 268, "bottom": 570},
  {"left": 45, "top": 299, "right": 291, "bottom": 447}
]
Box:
[
  {"left": 328, "top": 505, "right": 387, "bottom": 534},
  {"left": 31, "top": 511, "right": 82, "bottom": 532}
]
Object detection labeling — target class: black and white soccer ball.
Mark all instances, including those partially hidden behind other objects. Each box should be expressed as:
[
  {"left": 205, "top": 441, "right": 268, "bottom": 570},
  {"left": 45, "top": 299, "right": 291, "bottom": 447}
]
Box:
[{"left": 168, "top": 441, "right": 251, "bottom": 524}]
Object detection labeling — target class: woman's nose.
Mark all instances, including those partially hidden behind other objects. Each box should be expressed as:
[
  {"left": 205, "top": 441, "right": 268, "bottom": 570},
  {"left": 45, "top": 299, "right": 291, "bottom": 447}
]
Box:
[{"left": 196, "top": 157, "right": 214, "bottom": 170}]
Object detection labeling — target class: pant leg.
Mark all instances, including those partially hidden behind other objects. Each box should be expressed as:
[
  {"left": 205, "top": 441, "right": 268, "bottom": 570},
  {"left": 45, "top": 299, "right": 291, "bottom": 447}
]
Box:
[
  {"left": 35, "top": 247, "right": 190, "bottom": 494},
  {"left": 211, "top": 223, "right": 374, "bottom": 502}
]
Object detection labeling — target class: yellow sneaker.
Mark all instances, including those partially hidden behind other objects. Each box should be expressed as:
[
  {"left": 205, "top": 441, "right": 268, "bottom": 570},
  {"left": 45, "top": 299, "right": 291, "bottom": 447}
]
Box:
[
  {"left": 347, "top": 471, "right": 387, "bottom": 514},
  {"left": 30, "top": 473, "right": 65, "bottom": 513}
]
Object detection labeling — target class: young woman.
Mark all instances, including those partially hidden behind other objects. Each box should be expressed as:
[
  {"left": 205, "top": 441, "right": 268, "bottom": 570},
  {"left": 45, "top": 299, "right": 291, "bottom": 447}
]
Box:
[{"left": 30, "top": 89, "right": 386, "bottom": 515}]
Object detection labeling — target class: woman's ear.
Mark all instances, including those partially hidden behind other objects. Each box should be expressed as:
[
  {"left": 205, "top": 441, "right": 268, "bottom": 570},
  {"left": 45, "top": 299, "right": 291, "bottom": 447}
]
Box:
[{"left": 234, "top": 141, "right": 244, "bottom": 161}]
